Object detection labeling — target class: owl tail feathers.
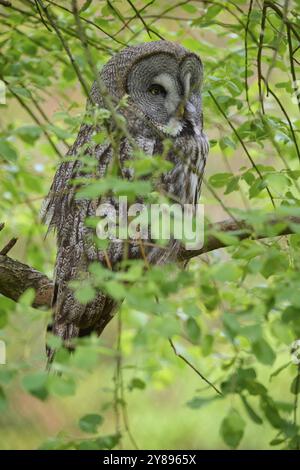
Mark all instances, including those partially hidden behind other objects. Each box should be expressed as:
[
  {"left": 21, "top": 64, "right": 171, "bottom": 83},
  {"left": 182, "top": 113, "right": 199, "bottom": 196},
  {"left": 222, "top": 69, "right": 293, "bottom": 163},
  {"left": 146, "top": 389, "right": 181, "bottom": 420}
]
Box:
[{"left": 46, "top": 322, "right": 80, "bottom": 369}]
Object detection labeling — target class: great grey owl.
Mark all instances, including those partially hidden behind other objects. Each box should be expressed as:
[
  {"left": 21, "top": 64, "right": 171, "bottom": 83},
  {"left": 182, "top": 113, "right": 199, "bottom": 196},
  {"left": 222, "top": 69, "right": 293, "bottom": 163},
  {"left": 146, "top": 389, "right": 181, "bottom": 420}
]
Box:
[{"left": 42, "top": 40, "right": 209, "bottom": 357}]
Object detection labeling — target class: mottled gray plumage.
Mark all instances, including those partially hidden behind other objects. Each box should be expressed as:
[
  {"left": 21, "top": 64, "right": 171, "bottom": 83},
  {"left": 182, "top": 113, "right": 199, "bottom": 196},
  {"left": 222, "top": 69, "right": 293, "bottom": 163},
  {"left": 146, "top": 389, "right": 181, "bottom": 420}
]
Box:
[{"left": 42, "top": 40, "right": 209, "bottom": 355}]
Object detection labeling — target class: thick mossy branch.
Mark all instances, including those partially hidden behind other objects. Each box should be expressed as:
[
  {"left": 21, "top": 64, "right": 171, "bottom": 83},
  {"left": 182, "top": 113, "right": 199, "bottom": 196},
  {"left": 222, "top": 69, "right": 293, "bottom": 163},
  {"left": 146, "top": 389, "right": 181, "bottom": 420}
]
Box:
[
  {"left": 0, "top": 255, "right": 53, "bottom": 308},
  {"left": 0, "top": 215, "right": 300, "bottom": 309}
]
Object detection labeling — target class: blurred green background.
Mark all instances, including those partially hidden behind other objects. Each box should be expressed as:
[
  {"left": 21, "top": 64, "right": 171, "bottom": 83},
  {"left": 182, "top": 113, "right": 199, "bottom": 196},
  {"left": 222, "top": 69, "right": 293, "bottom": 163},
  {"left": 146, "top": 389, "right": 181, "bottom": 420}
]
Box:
[{"left": 0, "top": 0, "right": 300, "bottom": 450}]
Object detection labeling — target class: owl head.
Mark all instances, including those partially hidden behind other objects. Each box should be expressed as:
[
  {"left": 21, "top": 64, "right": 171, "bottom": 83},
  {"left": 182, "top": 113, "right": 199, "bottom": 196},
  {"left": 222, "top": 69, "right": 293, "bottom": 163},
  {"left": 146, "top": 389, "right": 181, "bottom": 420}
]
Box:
[{"left": 91, "top": 41, "right": 203, "bottom": 137}]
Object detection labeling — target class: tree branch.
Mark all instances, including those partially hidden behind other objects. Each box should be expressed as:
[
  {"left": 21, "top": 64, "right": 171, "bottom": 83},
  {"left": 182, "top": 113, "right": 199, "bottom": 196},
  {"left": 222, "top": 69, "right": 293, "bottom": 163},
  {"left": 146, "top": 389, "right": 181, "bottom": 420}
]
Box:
[
  {"left": 0, "top": 0, "right": 12, "bottom": 7},
  {"left": 1, "top": 216, "right": 300, "bottom": 309},
  {"left": 178, "top": 215, "right": 300, "bottom": 260},
  {"left": 0, "top": 254, "right": 53, "bottom": 308}
]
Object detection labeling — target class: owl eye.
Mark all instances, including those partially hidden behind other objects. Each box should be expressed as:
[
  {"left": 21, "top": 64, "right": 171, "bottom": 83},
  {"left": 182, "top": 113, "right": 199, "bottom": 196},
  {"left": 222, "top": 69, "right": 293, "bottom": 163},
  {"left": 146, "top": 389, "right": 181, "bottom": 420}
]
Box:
[{"left": 148, "top": 84, "right": 166, "bottom": 97}]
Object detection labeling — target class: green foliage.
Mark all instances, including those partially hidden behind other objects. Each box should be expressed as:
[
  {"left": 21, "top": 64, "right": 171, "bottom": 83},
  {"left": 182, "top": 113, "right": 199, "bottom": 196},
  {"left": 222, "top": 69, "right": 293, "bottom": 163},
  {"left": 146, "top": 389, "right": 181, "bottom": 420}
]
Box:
[
  {"left": 220, "top": 409, "right": 246, "bottom": 449},
  {"left": 79, "top": 414, "right": 104, "bottom": 434},
  {"left": 0, "top": 0, "right": 300, "bottom": 451}
]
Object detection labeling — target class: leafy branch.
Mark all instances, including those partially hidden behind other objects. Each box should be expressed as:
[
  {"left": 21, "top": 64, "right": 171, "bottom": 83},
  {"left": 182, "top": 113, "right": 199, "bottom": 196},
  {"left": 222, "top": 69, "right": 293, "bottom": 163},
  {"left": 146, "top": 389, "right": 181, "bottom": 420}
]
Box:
[{"left": 1, "top": 215, "right": 300, "bottom": 308}]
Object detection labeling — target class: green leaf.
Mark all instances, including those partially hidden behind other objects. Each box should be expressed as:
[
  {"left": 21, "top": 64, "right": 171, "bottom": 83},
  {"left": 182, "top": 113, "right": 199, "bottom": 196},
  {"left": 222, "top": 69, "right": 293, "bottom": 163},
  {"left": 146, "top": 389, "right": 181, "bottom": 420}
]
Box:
[
  {"left": 181, "top": 4, "right": 197, "bottom": 13},
  {"left": 76, "top": 177, "right": 152, "bottom": 200},
  {"left": 220, "top": 409, "right": 246, "bottom": 449},
  {"left": 0, "top": 369, "right": 16, "bottom": 385},
  {"left": 211, "top": 262, "right": 242, "bottom": 282},
  {"left": 252, "top": 339, "right": 276, "bottom": 366},
  {"left": 240, "top": 324, "right": 262, "bottom": 342},
  {"left": 249, "top": 179, "right": 267, "bottom": 198},
  {"left": 223, "top": 312, "right": 240, "bottom": 337},
  {"left": 79, "top": 414, "right": 104, "bottom": 434},
  {"left": 128, "top": 378, "right": 146, "bottom": 391},
  {"left": 0, "top": 310, "right": 7, "bottom": 328},
  {"left": 94, "top": 434, "right": 120, "bottom": 450},
  {"left": 220, "top": 136, "right": 236, "bottom": 150},
  {"left": 240, "top": 395, "right": 263, "bottom": 424},
  {"left": 10, "top": 86, "right": 31, "bottom": 99},
  {"left": 18, "top": 288, "right": 35, "bottom": 306},
  {"left": 0, "top": 140, "right": 18, "bottom": 161},
  {"left": 290, "top": 375, "right": 300, "bottom": 395},
  {"left": 74, "top": 284, "right": 96, "bottom": 304},
  {"left": 193, "top": 4, "right": 222, "bottom": 24},
  {"left": 225, "top": 176, "right": 240, "bottom": 195},
  {"left": 80, "top": 0, "right": 93, "bottom": 12},
  {"left": 22, "top": 372, "right": 48, "bottom": 400},
  {"left": 0, "top": 386, "right": 7, "bottom": 412},
  {"left": 48, "top": 376, "right": 76, "bottom": 396},
  {"left": 72, "top": 346, "right": 99, "bottom": 369},
  {"left": 92, "top": 130, "right": 107, "bottom": 144},
  {"left": 270, "top": 438, "right": 286, "bottom": 446},
  {"left": 204, "top": 4, "right": 222, "bottom": 20},
  {"left": 260, "top": 397, "right": 285, "bottom": 429},
  {"left": 186, "top": 396, "right": 218, "bottom": 409},
  {"left": 15, "top": 125, "right": 42, "bottom": 145},
  {"left": 202, "top": 335, "right": 213, "bottom": 356},
  {"left": 47, "top": 124, "right": 73, "bottom": 139},
  {"left": 77, "top": 440, "right": 102, "bottom": 450},
  {"left": 210, "top": 230, "right": 239, "bottom": 247},
  {"left": 209, "top": 172, "right": 232, "bottom": 188},
  {"left": 270, "top": 361, "right": 291, "bottom": 380},
  {"left": 105, "top": 281, "right": 127, "bottom": 300},
  {"left": 185, "top": 318, "right": 201, "bottom": 343},
  {"left": 261, "top": 251, "right": 289, "bottom": 278},
  {"left": 46, "top": 333, "right": 63, "bottom": 351}
]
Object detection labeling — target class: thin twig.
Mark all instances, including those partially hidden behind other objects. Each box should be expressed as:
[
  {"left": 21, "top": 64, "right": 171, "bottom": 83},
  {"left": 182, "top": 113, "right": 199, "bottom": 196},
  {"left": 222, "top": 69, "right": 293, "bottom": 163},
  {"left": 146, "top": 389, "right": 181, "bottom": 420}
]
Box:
[
  {"left": 115, "top": 0, "right": 155, "bottom": 36},
  {"left": 203, "top": 177, "right": 242, "bottom": 226},
  {"left": 71, "top": 0, "right": 139, "bottom": 150},
  {"left": 113, "top": 312, "right": 122, "bottom": 446},
  {"left": 33, "top": 0, "right": 52, "bottom": 31},
  {"left": 126, "top": 0, "right": 152, "bottom": 38},
  {"left": 1, "top": 76, "right": 64, "bottom": 159},
  {"left": 0, "top": 238, "right": 18, "bottom": 255},
  {"left": 293, "top": 364, "right": 300, "bottom": 450},
  {"left": 0, "top": 17, "right": 69, "bottom": 65},
  {"left": 29, "top": 92, "right": 69, "bottom": 150},
  {"left": 169, "top": 338, "right": 223, "bottom": 396},
  {"left": 263, "top": 79, "right": 300, "bottom": 163},
  {"left": 107, "top": 0, "right": 134, "bottom": 34},
  {"left": 126, "top": 0, "right": 164, "bottom": 40},
  {"left": 264, "top": 0, "right": 300, "bottom": 43},
  {"left": 21, "top": 0, "right": 115, "bottom": 52},
  {"left": 244, "top": 0, "right": 254, "bottom": 112},
  {"left": 208, "top": 91, "right": 276, "bottom": 208},
  {"left": 257, "top": 2, "right": 267, "bottom": 114},
  {"left": 287, "top": 23, "right": 300, "bottom": 113},
  {"left": 264, "top": 0, "right": 289, "bottom": 93},
  {"left": 47, "top": 0, "right": 126, "bottom": 46},
  {"left": 36, "top": 0, "right": 90, "bottom": 99},
  {"left": 118, "top": 312, "right": 139, "bottom": 450}
]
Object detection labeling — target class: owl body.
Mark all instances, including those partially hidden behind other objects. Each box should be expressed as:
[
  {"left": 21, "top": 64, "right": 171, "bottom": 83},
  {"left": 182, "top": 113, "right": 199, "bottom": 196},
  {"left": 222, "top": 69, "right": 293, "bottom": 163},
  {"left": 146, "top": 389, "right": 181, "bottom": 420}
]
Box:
[{"left": 43, "top": 41, "right": 209, "bottom": 349}]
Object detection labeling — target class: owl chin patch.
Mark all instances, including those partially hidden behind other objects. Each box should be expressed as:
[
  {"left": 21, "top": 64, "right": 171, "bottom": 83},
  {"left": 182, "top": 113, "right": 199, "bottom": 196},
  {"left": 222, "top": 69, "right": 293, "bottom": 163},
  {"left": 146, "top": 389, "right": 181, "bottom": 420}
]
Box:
[{"left": 159, "top": 117, "right": 183, "bottom": 137}]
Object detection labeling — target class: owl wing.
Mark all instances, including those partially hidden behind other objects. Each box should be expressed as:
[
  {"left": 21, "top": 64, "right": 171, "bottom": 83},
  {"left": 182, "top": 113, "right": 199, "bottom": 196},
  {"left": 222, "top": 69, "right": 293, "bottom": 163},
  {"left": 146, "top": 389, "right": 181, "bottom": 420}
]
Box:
[
  {"left": 43, "top": 120, "right": 158, "bottom": 359},
  {"left": 43, "top": 123, "right": 119, "bottom": 358},
  {"left": 194, "top": 131, "right": 209, "bottom": 206}
]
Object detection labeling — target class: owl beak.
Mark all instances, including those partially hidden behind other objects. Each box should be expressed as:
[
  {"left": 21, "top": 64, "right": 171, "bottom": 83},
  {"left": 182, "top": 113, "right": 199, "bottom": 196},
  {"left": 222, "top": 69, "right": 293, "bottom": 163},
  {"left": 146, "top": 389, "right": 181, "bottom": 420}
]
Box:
[
  {"left": 176, "top": 102, "right": 185, "bottom": 118},
  {"left": 176, "top": 101, "right": 195, "bottom": 121}
]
